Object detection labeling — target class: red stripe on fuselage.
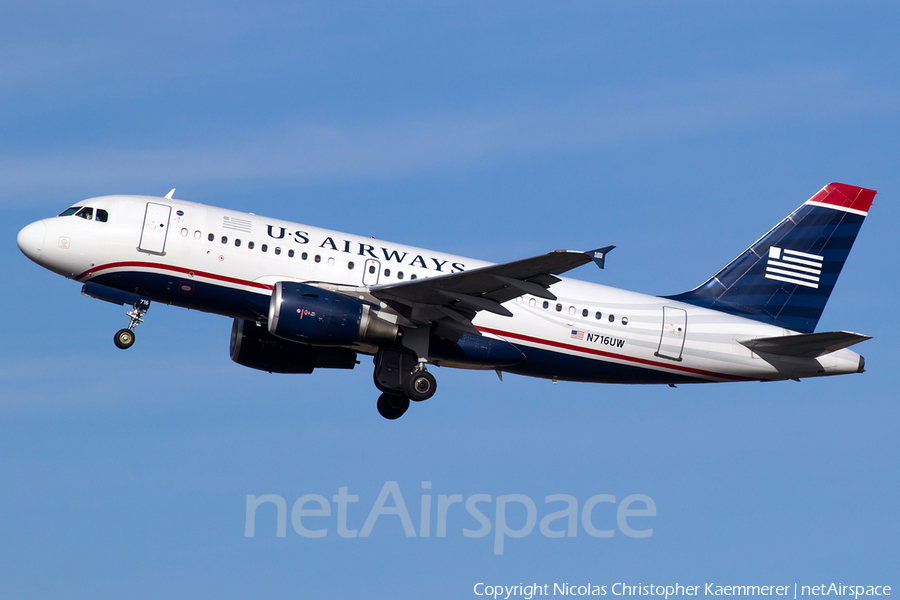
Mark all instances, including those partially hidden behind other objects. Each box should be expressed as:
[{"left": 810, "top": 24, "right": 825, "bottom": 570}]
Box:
[
  {"left": 75, "top": 261, "right": 274, "bottom": 291},
  {"left": 477, "top": 326, "right": 751, "bottom": 382}
]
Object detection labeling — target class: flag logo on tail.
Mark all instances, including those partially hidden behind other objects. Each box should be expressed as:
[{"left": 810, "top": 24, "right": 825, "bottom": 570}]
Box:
[{"left": 765, "top": 246, "right": 823, "bottom": 289}]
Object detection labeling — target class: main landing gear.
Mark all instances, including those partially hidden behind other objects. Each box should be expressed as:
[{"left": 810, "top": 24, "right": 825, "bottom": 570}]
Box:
[
  {"left": 373, "top": 348, "right": 438, "bottom": 420},
  {"left": 113, "top": 298, "right": 150, "bottom": 350},
  {"left": 376, "top": 392, "right": 410, "bottom": 420}
]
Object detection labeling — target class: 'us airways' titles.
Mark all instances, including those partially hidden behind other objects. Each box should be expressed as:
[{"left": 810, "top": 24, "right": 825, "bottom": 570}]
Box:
[
  {"left": 264, "top": 226, "right": 467, "bottom": 273},
  {"left": 17, "top": 183, "right": 875, "bottom": 419}
]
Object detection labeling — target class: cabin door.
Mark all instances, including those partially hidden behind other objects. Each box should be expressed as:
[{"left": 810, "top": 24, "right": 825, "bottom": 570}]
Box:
[
  {"left": 138, "top": 202, "right": 172, "bottom": 255},
  {"left": 656, "top": 306, "right": 687, "bottom": 361}
]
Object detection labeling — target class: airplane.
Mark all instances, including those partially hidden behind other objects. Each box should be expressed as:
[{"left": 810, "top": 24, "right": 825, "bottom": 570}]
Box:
[{"left": 16, "top": 183, "right": 875, "bottom": 419}]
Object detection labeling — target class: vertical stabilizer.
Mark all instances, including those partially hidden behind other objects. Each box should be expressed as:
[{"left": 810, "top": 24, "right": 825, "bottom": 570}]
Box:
[{"left": 666, "top": 183, "right": 875, "bottom": 333}]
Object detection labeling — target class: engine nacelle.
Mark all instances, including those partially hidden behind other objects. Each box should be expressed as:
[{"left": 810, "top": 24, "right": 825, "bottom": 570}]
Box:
[
  {"left": 268, "top": 281, "right": 398, "bottom": 346},
  {"left": 230, "top": 319, "right": 357, "bottom": 374}
]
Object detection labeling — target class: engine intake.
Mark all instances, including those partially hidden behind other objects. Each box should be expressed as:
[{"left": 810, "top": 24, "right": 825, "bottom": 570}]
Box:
[{"left": 268, "top": 281, "right": 398, "bottom": 346}]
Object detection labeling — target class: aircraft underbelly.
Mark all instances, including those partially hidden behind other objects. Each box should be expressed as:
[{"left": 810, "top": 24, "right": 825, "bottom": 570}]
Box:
[{"left": 89, "top": 271, "right": 269, "bottom": 321}]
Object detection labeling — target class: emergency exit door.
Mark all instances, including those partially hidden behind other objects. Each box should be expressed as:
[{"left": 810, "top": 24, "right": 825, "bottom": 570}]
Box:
[
  {"left": 138, "top": 202, "right": 172, "bottom": 255},
  {"left": 363, "top": 259, "right": 381, "bottom": 286}
]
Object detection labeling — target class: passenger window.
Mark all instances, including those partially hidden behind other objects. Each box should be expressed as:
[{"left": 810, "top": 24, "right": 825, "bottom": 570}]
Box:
[
  {"left": 595, "top": 312, "right": 602, "bottom": 320},
  {"left": 235, "top": 239, "right": 241, "bottom": 247},
  {"left": 59, "top": 207, "right": 81, "bottom": 217},
  {"left": 194, "top": 231, "right": 201, "bottom": 239},
  {"left": 261, "top": 244, "right": 268, "bottom": 252},
  {"left": 208, "top": 233, "right": 214, "bottom": 241},
  {"left": 384, "top": 269, "right": 391, "bottom": 277},
  {"left": 369, "top": 265, "right": 376, "bottom": 274},
  {"left": 301, "top": 252, "right": 308, "bottom": 260},
  {"left": 288, "top": 249, "right": 294, "bottom": 258},
  {"left": 622, "top": 317, "right": 629, "bottom": 325},
  {"left": 556, "top": 303, "right": 562, "bottom": 312},
  {"left": 221, "top": 236, "right": 228, "bottom": 244},
  {"left": 529, "top": 298, "right": 536, "bottom": 307},
  {"left": 96, "top": 209, "right": 109, "bottom": 222},
  {"left": 274, "top": 247, "right": 281, "bottom": 255},
  {"left": 181, "top": 228, "right": 188, "bottom": 237},
  {"left": 397, "top": 272, "right": 404, "bottom": 280},
  {"left": 348, "top": 262, "right": 355, "bottom": 270},
  {"left": 75, "top": 207, "right": 93, "bottom": 220},
  {"left": 543, "top": 301, "right": 549, "bottom": 309},
  {"left": 314, "top": 255, "right": 321, "bottom": 263},
  {"left": 248, "top": 241, "right": 255, "bottom": 249},
  {"left": 582, "top": 309, "right": 588, "bottom": 317},
  {"left": 608, "top": 314, "right": 615, "bottom": 322},
  {"left": 410, "top": 274, "right": 418, "bottom": 280},
  {"left": 568, "top": 306, "right": 576, "bottom": 315}
]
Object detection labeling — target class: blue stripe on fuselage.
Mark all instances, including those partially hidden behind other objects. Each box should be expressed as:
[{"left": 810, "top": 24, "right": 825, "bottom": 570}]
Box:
[
  {"left": 503, "top": 344, "right": 706, "bottom": 385},
  {"left": 90, "top": 270, "right": 706, "bottom": 384},
  {"left": 88, "top": 271, "right": 270, "bottom": 321}
]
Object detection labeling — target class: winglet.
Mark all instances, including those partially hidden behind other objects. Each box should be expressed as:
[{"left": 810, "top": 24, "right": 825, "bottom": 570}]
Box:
[
  {"left": 585, "top": 245, "right": 615, "bottom": 269},
  {"left": 165, "top": 188, "right": 176, "bottom": 199}
]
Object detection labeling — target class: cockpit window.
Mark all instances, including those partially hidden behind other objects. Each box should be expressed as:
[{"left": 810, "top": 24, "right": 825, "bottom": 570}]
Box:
[
  {"left": 59, "top": 207, "right": 81, "bottom": 217},
  {"left": 75, "top": 207, "right": 93, "bottom": 220},
  {"left": 96, "top": 209, "right": 108, "bottom": 222}
]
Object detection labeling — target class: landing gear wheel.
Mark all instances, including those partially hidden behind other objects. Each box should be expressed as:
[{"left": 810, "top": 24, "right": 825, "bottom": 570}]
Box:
[
  {"left": 114, "top": 328, "right": 135, "bottom": 350},
  {"left": 377, "top": 392, "right": 410, "bottom": 420},
  {"left": 404, "top": 370, "right": 437, "bottom": 402}
]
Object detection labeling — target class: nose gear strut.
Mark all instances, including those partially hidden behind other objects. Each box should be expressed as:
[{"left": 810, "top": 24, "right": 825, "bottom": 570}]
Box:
[{"left": 114, "top": 298, "right": 150, "bottom": 349}]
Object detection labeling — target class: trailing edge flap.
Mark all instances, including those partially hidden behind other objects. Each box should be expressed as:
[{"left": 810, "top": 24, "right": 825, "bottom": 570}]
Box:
[
  {"left": 370, "top": 249, "right": 602, "bottom": 329},
  {"left": 739, "top": 331, "right": 871, "bottom": 358}
]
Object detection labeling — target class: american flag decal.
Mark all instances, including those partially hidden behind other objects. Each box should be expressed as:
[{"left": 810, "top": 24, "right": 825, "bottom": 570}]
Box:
[
  {"left": 570, "top": 330, "right": 584, "bottom": 340},
  {"left": 223, "top": 215, "right": 252, "bottom": 233},
  {"left": 765, "top": 246, "right": 823, "bottom": 289}
]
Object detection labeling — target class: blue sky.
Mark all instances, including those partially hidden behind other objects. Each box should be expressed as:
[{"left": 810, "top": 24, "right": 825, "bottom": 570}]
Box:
[{"left": 2, "top": 2, "right": 898, "bottom": 598}]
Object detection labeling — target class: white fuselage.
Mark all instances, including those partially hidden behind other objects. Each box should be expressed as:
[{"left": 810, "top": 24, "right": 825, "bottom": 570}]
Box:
[{"left": 18, "top": 194, "right": 864, "bottom": 384}]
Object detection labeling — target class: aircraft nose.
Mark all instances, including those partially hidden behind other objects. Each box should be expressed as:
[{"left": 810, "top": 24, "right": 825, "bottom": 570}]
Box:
[{"left": 17, "top": 220, "right": 46, "bottom": 265}]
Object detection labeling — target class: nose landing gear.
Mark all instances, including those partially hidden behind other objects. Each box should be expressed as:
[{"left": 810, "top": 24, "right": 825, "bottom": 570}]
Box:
[{"left": 113, "top": 298, "right": 150, "bottom": 350}]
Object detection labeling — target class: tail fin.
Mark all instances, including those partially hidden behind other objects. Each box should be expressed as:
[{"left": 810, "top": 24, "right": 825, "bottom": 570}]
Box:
[{"left": 666, "top": 183, "right": 875, "bottom": 333}]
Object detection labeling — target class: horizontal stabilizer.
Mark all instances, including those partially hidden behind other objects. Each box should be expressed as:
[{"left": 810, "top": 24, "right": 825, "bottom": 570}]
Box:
[{"left": 739, "top": 331, "right": 871, "bottom": 358}]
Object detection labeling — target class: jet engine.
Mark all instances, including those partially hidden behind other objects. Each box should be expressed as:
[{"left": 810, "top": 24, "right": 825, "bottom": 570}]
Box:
[
  {"left": 230, "top": 319, "right": 358, "bottom": 374},
  {"left": 267, "top": 281, "right": 398, "bottom": 347}
]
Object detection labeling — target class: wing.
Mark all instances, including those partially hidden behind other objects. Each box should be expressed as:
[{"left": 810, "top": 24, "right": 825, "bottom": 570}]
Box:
[{"left": 370, "top": 246, "right": 614, "bottom": 337}]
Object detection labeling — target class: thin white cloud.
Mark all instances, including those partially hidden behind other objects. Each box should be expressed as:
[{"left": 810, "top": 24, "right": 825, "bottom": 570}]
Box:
[{"left": 1, "top": 66, "right": 896, "bottom": 204}]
